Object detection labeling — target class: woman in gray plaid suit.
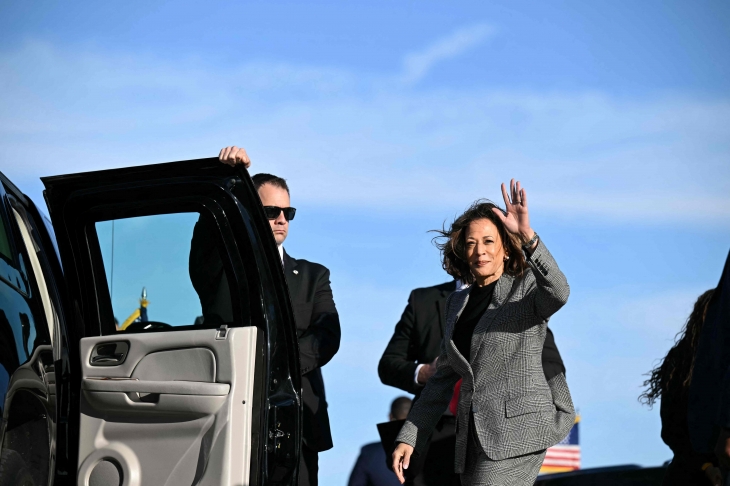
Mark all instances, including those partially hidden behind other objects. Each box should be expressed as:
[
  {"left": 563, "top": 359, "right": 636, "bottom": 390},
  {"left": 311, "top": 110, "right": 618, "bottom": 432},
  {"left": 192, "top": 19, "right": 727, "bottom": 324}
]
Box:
[{"left": 392, "top": 180, "right": 575, "bottom": 485}]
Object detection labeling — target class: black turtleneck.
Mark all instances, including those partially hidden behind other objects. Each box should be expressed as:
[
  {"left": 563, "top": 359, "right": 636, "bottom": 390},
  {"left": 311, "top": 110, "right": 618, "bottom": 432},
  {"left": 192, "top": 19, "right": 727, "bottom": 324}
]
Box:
[{"left": 451, "top": 280, "right": 498, "bottom": 362}]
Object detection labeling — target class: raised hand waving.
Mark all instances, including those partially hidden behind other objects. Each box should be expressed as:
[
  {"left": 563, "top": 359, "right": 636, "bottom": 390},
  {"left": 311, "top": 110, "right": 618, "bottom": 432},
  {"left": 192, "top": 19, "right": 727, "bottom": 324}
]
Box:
[{"left": 492, "top": 179, "right": 536, "bottom": 246}]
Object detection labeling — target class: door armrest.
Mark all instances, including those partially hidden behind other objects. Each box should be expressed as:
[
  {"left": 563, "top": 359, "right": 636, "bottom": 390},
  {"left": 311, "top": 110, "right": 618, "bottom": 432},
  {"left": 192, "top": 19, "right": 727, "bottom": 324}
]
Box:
[{"left": 82, "top": 378, "right": 230, "bottom": 396}]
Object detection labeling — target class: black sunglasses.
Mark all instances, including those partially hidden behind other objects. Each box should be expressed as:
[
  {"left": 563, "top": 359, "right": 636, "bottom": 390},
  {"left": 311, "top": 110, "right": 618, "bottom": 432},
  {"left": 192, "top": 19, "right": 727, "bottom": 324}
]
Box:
[{"left": 263, "top": 206, "right": 296, "bottom": 221}]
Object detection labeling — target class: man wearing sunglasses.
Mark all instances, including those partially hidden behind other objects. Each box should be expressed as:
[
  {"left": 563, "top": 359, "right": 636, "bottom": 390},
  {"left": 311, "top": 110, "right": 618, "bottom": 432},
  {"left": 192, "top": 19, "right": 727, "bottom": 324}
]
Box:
[{"left": 219, "top": 146, "right": 341, "bottom": 486}]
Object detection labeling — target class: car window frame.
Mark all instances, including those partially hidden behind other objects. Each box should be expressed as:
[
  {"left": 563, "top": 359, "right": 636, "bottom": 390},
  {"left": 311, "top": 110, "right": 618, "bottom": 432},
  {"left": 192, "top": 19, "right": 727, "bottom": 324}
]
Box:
[{"left": 70, "top": 194, "right": 262, "bottom": 338}]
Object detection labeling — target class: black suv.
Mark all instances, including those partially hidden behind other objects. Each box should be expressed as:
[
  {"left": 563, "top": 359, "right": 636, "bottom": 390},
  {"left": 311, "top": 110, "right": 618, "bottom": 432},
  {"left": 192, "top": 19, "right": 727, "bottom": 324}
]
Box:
[{"left": 0, "top": 159, "right": 301, "bottom": 486}]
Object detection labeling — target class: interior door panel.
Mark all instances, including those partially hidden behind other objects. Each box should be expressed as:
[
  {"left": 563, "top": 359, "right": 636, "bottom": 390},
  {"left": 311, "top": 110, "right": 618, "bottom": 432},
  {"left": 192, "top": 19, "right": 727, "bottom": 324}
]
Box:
[{"left": 77, "top": 327, "right": 259, "bottom": 486}]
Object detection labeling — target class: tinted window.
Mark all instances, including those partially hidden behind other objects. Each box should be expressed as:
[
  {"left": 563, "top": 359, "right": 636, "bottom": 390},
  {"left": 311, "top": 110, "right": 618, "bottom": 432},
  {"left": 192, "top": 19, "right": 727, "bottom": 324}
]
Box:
[
  {"left": 95, "top": 212, "right": 239, "bottom": 332},
  {"left": 0, "top": 211, "right": 12, "bottom": 261},
  {"left": 0, "top": 207, "right": 28, "bottom": 295}
]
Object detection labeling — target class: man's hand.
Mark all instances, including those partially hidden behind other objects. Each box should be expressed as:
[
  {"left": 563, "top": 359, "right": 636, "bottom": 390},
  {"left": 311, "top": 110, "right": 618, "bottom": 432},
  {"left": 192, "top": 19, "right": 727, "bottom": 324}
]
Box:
[
  {"left": 392, "top": 443, "right": 414, "bottom": 484},
  {"left": 416, "top": 357, "right": 438, "bottom": 385},
  {"left": 714, "top": 427, "right": 730, "bottom": 469},
  {"left": 219, "top": 146, "right": 251, "bottom": 168}
]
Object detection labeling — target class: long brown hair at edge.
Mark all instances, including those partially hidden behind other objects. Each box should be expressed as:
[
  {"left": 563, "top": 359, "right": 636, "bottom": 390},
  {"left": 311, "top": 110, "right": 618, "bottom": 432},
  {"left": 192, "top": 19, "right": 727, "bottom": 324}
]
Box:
[
  {"left": 639, "top": 288, "right": 716, "bottom": 407},
  {"left": 432, "top": 200, "right": 527, "bottom": 286}
]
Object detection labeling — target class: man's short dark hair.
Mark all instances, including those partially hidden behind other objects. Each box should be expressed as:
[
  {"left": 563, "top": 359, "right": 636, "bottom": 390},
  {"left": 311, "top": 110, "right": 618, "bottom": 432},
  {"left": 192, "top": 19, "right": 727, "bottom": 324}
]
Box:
[
  {"left": 251, "top": 173, "right": 290, "bottom": 194},
  {"left": 390, "top": 396, "right": 412, "bottom": 421}
]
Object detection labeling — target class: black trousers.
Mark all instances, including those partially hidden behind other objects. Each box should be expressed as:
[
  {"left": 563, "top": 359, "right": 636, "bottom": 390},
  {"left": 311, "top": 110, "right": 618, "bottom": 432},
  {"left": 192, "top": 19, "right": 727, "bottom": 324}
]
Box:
[
  {"left": 299, "top": 444, "right": 319, "bottom": 486},
  {"left": 406, "top": 415, "right": 461, "bottom": 486}
]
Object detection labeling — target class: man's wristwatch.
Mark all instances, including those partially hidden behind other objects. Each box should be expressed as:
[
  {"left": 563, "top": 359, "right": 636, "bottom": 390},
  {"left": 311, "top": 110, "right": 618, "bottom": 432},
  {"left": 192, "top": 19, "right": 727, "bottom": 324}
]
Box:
[{"left": 522, "top": 232, "right": 539, "bottom": 251}]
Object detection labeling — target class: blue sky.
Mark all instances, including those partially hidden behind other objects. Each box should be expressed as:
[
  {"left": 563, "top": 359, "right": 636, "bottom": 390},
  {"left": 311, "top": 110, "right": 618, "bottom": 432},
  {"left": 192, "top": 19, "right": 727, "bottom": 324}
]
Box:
[{"left": 2, "top": 0, "right": 730, "bottom": 483}]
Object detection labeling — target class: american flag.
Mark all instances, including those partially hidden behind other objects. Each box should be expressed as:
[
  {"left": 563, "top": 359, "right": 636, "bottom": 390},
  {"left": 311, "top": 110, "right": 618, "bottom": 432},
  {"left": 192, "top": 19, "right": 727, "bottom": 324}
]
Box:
[{"left": 539, "top": 415, "right": 581, "bottom": 474}]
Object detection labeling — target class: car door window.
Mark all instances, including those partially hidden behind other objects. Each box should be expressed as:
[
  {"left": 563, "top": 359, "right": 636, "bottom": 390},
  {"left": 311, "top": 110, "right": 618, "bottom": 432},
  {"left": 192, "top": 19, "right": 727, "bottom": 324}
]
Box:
[
  {"left": 0, "top": 204, "right": 28, "bottom": 296},
  {"left": 93, "top": 211, "right": 244, "bottom": 334},
  {"left": 0, "top": 210, "right": 12, "bottom": 261}
]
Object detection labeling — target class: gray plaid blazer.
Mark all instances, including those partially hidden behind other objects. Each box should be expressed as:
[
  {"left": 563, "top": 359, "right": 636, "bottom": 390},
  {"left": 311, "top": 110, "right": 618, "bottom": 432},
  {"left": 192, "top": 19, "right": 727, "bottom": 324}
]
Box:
[{"left": 396, "top": 239, "right": 575, "bottom": 473}]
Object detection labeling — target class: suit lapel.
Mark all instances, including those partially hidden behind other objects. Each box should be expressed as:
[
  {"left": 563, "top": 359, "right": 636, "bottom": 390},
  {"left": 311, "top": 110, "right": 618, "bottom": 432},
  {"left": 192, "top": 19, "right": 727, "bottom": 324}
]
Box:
[
  {"left": 445, "top": 289, "right": 472, "bottom": 376},
  {"left": 468, "top": 273, "right": 515, "bottom": 365},
  {"left": 490, "top": 273, "right": 514, "bottom": 309},
  {"left": 283, "top": 249, "right": 300, "bottom": 294}
]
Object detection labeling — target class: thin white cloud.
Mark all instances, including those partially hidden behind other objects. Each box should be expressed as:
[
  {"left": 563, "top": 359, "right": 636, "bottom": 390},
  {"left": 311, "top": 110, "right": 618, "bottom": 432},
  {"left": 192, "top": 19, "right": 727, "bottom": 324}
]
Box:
[
  {"left": 401, "top": 23, "right": 495, "bottom": 84},
  {"left": 1, "top": 41, "right": 729, "bottom": 228}
]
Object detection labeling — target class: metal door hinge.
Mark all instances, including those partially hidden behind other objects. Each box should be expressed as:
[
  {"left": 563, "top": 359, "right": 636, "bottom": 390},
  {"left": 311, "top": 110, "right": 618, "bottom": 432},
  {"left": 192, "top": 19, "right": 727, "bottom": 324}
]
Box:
[{"left": 216, "top": 325, "right": 229, "bottom": 340}]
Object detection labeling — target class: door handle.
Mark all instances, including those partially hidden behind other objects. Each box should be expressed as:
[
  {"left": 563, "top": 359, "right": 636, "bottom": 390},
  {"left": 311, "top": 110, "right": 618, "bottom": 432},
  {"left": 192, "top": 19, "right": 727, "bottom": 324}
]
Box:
[
  {"left": 90, "top": 342, "right": 130, "bottom": 367},
  {"left": 91, "top": 353, "right": 126, "bottom": 364}
]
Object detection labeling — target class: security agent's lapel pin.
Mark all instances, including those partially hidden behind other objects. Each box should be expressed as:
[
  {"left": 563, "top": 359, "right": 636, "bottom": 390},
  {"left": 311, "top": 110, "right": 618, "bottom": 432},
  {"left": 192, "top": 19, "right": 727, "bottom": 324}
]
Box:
[{"left": 293, "top": 270, "right": 299, "bottom": 275}]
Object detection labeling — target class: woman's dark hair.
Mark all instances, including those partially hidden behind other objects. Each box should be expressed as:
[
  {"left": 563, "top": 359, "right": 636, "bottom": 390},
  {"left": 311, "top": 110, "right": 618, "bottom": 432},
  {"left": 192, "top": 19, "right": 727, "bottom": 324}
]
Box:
[
  {"left": 639, "top": 288, "right": 715, "bottom": 407},
  {"left": 432, "top": 200, "right": 527, "bottom": 285}
]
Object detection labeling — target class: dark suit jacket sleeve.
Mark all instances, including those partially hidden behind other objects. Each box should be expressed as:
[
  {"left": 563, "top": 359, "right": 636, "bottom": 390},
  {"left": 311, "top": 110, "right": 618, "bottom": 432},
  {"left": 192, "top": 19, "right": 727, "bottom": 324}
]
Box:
[
  {"left": 298, "top": 267, "right": 341, "bottom": 374},
  {"left": 378, "top": 291, "right": 420, "bottom": 395},
  {"left": 347, "top": 449, "right": 371, "bottom": 486}
]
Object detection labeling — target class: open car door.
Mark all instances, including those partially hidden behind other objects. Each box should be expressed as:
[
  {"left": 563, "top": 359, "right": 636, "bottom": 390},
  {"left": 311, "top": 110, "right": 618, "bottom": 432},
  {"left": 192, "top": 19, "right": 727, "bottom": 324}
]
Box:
[{"left": 42, "top": 159, "right": 301, "bottom": 486}]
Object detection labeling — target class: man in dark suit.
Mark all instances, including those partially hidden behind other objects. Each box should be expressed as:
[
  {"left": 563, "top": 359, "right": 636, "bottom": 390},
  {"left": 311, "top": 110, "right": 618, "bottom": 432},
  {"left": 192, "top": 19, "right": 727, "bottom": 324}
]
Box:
[
  {"left": 348, "top": 397, "right": 412, "bottom": 486},
  {"left": 192, "top": 146, "right": 341, "bottom": 486},
  {"left": 378, "top": 280, "right": 566, "bottom": 485}
]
